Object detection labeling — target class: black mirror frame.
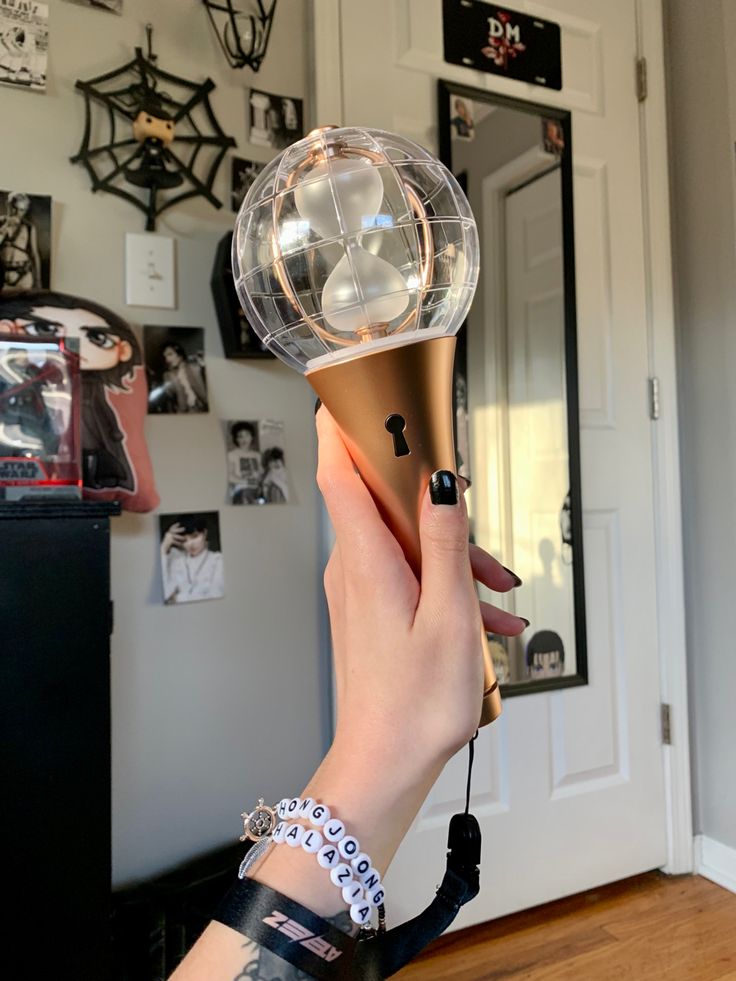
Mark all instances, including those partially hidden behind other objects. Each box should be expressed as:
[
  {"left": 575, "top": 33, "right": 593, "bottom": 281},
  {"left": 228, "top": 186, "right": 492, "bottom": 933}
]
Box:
[{"left": 438, "top": 78, "right": 589, "bottom": 698}]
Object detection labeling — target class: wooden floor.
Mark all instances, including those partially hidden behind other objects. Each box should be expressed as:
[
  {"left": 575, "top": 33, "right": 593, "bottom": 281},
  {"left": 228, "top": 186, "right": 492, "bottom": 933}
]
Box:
[{"left": 394, "top": 873, "right": 736, "bottom": 980}]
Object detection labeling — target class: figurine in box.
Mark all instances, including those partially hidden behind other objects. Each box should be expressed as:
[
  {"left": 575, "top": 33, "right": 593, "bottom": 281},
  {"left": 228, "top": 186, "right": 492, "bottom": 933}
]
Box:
[
  {"left": 0, "top": 337, "right": 82, "bottom": 499},
  {"left": 0, "top": 290, "right": 159, "bottom": 512}
]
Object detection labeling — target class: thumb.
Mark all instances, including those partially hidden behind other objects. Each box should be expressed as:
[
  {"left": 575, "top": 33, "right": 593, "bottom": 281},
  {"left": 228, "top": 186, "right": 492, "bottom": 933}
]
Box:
[{"left": 416, "top": 470, "right": 478, "bottom": 627}]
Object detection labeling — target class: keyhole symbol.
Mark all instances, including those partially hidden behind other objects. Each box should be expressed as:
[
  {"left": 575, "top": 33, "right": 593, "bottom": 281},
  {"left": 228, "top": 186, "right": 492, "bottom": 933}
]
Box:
[{"left": 385, "top": 413, "right": 410, "bottom": 457}]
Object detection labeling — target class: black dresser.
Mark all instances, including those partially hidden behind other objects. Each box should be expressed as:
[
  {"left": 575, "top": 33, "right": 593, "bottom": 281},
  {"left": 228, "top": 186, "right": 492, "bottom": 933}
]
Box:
[{"left": 1, "top": 501, "right": 119, "bottom": 980}]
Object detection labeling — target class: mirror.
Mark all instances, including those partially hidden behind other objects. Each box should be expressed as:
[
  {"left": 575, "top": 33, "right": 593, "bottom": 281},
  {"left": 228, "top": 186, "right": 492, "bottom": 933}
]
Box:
[{"left": 439, "top": 80, "right": 588, "bottom": 696}]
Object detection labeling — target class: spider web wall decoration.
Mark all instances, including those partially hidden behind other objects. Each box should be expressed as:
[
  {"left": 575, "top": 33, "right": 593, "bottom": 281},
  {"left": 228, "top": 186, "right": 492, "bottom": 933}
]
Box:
[{"left": 71, "top": 45, "right": 236, "bottom": 231}]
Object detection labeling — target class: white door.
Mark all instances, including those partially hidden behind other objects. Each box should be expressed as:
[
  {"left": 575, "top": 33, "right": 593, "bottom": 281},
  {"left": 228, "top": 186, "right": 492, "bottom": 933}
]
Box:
[{"left": 315, "top": 0, "right": 669, "bottom": 928}]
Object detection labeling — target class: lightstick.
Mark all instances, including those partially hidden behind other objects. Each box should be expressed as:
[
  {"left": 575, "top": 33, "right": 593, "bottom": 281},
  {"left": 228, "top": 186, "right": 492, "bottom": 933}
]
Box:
[{"left": 233, "top": 126, "right": 500, "bottom": 726}]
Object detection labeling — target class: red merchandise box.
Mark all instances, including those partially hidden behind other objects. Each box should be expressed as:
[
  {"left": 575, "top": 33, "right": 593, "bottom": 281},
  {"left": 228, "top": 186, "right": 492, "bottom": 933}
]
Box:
[{"left": 0, "top": 337, "right": 82, "bottom": 499}]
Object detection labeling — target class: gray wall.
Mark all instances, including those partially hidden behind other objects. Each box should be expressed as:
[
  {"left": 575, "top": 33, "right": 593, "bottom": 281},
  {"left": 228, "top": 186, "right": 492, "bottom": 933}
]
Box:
[
  {"left": 1, "top": 0, "right": 330, "bottom": 886},
  {"left": 665, "top": 0, "right": 736, "bottom": 850}
]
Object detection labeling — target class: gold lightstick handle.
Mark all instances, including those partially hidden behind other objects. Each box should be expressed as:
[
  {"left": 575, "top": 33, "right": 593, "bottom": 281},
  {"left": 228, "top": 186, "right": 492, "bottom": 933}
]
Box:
[{"left": 308, "top": 336, "right": 501, "bottom": 728}]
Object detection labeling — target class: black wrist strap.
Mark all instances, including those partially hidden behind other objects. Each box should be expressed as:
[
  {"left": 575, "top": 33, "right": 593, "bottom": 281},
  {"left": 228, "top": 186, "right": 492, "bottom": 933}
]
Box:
[
  {"left": 214, "top": 877, "right": 359, "bottom": 981},
  {"left": 215, "top": 736, "right": 481, "bottom": 980}
]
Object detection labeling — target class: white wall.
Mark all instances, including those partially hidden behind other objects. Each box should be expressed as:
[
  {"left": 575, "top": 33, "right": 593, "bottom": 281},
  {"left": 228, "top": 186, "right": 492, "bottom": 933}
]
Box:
[
  {"left": 1, "top": 0, "right": 331, "bottom": 886},
  {"left": 664, "top": 0, "right": 736, "bottom": 852}
]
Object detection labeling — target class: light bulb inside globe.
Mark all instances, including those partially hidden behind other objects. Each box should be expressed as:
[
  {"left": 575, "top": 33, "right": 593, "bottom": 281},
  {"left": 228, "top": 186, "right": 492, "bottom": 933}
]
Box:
[
  {"left": 294, "top": 155, "right": 385, "bottom": 240},
  {"left": 322, "top": 248, "right": 410, "bottom": 334}
]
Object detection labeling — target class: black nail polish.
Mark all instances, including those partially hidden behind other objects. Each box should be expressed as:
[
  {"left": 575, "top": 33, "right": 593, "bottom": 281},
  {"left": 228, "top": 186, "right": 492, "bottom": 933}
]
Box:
[
  {"left": 502, "top": 565, "right": 523, "bottom": 587},
  {"left": 519, "top": 617, "right": 530, "bottom": 628},
  {"left": 430, "top": 470, "right": 458, "bottom": 505},
  {"left": 314, "top": 397, "right": 322, "bottom": 414}
]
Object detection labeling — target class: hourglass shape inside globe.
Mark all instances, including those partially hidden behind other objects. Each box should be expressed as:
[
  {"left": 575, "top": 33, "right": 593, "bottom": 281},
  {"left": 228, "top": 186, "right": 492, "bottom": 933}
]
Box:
[{"left": 233, "top": 126, "right": 500, "bottom": 727}]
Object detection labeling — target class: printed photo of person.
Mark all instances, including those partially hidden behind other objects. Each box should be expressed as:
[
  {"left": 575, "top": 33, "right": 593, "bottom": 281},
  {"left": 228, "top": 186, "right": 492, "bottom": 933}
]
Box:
[
  {"left": 225, "top": 418, "right": 291, "bottom": 505},
  {"left": 231, "top": 157, "right": 266, "bottom": 212},
  {"left": 449, "top": 96, "right": 475, "bottom": 141},
  {"left": 144, "top": 325, "right": 208, "bottom": 414},
  {"left": 0, "top": 190, "right": 51, "bottom": 293},
  {"left": 0, "top": 0, "right": 48, "bottom": 92},
  {"left": 248, "top": 89, "right": 303, "bottom": 150},
  {"left": 542, "top": 117, "right": 565, "bottom": 156},
  {"left": 159, "top": 511, "right": 224, "bottom": 604}
]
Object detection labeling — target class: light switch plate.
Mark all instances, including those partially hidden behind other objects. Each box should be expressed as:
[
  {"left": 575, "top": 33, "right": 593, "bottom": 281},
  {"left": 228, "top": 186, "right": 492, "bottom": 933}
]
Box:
[{"left": 125, "top": 233, "right": 176, "bottom": 308}]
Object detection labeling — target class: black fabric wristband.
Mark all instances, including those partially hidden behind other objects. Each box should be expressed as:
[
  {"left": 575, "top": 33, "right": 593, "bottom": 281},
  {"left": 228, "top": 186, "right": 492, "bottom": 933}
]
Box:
[{"left": 214, "top": 876, "right": 359, "bottom": 981}]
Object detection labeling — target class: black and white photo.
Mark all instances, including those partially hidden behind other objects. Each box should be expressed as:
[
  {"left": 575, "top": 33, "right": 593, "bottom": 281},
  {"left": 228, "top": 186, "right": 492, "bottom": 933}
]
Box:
[
  {"left": 225, "top": 418, "right": 291, "bottom": 505},
  {"left": 249, "top": 88, "right": 303, "bottom": 150},
  {"left": 159, "top": 511, "right": 224, "bottom": 604},
  {"left": 0, "top": 0, "right": 48, "bottom": 92},
  {"left": 144, "top": 326, "right": 208, "bottom": 415},
  {"left": 0, "top": 190, "right": 51, "bottom": 292},
  {"left": 231, "top": 157, "right": 266, "bottom": 212},
  {"left": 62, "top": 0, "right": 122, "bottom": 12}
]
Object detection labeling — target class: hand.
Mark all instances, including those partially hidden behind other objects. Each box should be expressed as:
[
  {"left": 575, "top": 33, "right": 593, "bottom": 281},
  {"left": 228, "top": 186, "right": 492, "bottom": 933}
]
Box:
[
  {"left": 161, "top": 522, "right": 186, "bottom": 554},
  {"left": 316, "top": 408, "right": 526, "bottom": 772}
]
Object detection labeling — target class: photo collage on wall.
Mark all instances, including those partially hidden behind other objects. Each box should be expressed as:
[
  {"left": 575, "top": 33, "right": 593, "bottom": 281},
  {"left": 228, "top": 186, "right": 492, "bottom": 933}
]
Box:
[
  {"left": 0, "top": 0, "right": 48, "bottom": 92},
  {"left": 0, "top": 189, "right": 51, "bottom": 292}
]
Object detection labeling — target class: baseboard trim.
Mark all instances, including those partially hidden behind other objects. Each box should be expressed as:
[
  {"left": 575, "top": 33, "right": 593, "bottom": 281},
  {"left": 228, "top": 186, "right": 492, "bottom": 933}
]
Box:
[{"left": 694, "top": 835, "right": 736, "bottom": 894}]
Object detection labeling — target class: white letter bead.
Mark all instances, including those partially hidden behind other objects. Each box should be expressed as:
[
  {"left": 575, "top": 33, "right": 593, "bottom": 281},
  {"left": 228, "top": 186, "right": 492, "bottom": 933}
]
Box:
[
  {"left": 341, "top": 881, "right": 364, "bottom": 905},
  {"left": 317, "top": 845, "right": 340, "bottom": 869},
  {"left": 309, "top": 803, "right": 330, "bottom": 826},
  {"left": 351, "top": 853, "right": 371, "bottom": 877},
  {"left": 272, "top": 821, "right": 287, "bottom": 844},
  {"left": 324, "top": 819, "right": 345, "bottom": 842},
  {"left": 284, "top": 823, "right": 303, "bottom": 847},
  {"left": 301, "top": 829, "right": 323, "bottom": 854},
  {"left": 297, "top": 797, "right": 315, "bottom": 817},
  {"left": 330, "top": 863, "right": 354, "bottom": 887},
  {"left": 286, "top": 798, "right": 301, "bottom": 816},
  {"left": 362, "top": 868, "right": 381, "bottom": 890},
  {"left": 277, "top": 799, "right": 290, "bottom": 819},
  {"left": 350, "top": 902, "right": 372, "bottom": 926},
  {"left": 338, "top": 835, "right": 360, "bottom": 859},
  {"left": 368, "top": 886, "right": 385, "bottom": 907}
]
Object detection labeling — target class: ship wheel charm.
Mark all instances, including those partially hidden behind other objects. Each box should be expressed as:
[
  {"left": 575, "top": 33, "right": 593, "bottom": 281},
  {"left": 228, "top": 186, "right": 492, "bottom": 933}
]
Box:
[{"left": 240, "top": 798, "right": 277, "bottom": 842}]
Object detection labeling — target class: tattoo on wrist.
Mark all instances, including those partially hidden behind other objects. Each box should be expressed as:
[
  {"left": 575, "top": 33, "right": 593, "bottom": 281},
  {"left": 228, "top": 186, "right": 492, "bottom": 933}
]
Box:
[{"left": 231, "top": 912, "right": 359, "bottom": 980}]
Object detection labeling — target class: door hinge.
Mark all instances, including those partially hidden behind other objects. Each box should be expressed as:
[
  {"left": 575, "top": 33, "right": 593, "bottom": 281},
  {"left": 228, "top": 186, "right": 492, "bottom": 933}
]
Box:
[
  {"left": 636, "top": 56, "right": 648, "bottom": 102},
  {"left": 661, "top": 703, "right": 672, "bottom": 745},
  {"left": 649, "top": 376, "right": 660, "bottom": 420}
]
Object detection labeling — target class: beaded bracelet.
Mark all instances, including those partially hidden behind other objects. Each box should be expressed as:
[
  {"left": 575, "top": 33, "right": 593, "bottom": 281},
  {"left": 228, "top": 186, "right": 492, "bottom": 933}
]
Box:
[{"left": 272, "top": 797, "right": 386, "bottom": 926}]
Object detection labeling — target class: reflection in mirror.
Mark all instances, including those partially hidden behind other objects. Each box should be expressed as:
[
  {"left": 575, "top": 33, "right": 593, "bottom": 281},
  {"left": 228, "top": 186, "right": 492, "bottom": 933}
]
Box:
[{"left": 440, "top": 81, "right": 588, "bottom": 696}]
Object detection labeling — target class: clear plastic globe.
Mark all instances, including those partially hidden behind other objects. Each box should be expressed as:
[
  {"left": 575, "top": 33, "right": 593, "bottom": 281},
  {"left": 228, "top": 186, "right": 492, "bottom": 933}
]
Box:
[{"left": 232, "top": 127, "right": 479, "bottom": 374}]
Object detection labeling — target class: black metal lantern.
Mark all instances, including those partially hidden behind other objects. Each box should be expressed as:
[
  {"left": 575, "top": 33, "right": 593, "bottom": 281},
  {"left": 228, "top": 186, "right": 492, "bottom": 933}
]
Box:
[{"left": 202, "top": 0, "right": 277, "bottom": 71}]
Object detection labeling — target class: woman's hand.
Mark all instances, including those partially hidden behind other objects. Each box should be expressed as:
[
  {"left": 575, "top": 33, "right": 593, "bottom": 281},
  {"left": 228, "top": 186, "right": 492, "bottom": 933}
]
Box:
[
  {"left": 316, "top": 407, "right": 526, "bottom": 773},
  {"left": 161, "top": 521, "right": 185, "bottom": 554}
]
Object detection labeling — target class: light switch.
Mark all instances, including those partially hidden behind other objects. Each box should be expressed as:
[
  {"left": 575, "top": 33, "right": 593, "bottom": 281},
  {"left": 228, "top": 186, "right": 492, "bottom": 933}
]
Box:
[{"left": 125, "top": 233, "right": 176, "bottom": 308}]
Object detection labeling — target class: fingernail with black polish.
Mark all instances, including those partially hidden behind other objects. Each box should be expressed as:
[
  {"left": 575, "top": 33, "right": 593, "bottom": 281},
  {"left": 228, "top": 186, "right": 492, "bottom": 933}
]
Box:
[
  {"left": 314, "top": 397, "right": 322, "bottom": 414},
  {"left": 519, "top": 617, "right": 530, "bottom": 628},
  {"left": 430, "top": 470, "right": 458, "bottom": 505},
  {"left": 502, "top": 565, "right": 523, "bottom": 587}
]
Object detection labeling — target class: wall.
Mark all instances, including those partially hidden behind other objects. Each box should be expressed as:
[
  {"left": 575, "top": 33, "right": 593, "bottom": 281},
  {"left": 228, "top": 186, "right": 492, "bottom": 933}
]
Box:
[
  {"left": 1, "top": 0, "right": 330, "bottom": 886},
  {"left": 664, "top": 0, "right": 736, "bottom": 851}
]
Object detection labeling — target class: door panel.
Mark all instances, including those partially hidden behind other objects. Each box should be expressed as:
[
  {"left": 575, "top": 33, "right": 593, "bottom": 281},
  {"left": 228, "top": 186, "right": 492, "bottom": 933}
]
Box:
[{"left": 330, "top": 0, "right": 667, "bottom": 928}]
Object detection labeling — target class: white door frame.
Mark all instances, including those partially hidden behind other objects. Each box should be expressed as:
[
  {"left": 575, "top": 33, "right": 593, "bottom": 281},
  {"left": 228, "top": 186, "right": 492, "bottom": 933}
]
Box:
[{"left": 309, "top": 0, "right": 693, "bottom": 876}]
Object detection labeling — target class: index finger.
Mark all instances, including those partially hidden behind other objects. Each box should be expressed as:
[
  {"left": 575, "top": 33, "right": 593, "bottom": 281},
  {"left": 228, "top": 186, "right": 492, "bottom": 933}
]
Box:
[{"left": 315, "top": 406, "right": 406, "bottom": 575}]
